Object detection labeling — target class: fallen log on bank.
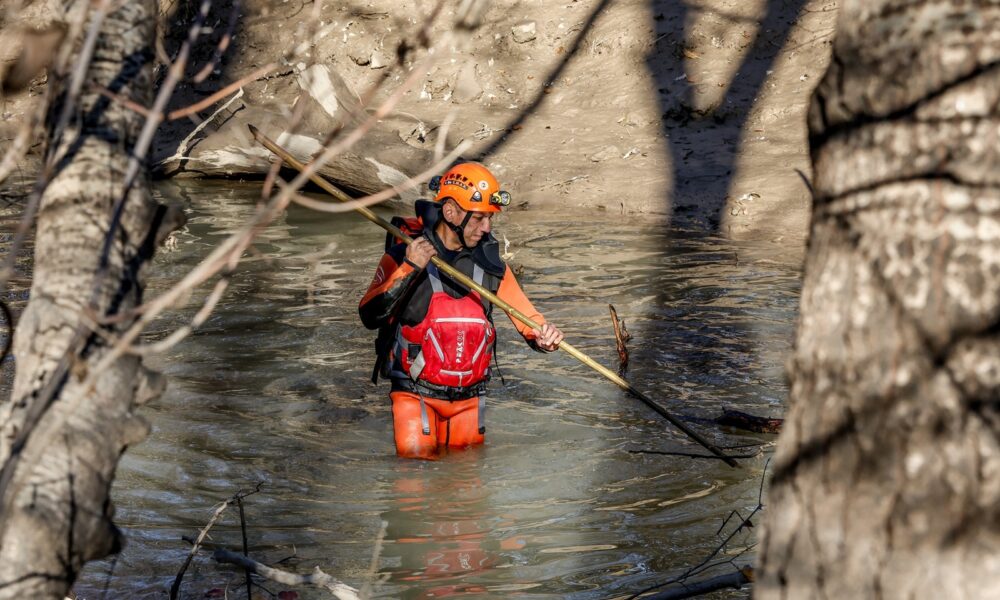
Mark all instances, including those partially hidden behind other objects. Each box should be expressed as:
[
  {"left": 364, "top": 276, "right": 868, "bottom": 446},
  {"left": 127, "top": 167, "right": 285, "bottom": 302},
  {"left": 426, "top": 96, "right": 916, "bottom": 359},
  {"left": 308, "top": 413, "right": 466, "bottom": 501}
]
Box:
[{"left": 155, "top": 64, "right": 437, "bottom": 203}]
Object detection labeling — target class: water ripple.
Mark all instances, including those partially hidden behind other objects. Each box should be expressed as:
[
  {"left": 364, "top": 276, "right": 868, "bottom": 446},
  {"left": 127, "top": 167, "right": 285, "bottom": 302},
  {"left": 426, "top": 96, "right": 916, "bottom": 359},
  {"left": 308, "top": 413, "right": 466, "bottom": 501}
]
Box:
[{"left": 0, "top": 181, "right": 799, "bottom": 599}]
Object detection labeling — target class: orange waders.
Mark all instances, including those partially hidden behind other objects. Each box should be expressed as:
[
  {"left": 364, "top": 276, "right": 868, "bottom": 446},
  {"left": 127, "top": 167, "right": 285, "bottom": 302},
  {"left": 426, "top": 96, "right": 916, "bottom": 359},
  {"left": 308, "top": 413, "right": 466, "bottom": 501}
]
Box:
[{"left": 390, "top": 391, "right": 484, "bottom": 459}]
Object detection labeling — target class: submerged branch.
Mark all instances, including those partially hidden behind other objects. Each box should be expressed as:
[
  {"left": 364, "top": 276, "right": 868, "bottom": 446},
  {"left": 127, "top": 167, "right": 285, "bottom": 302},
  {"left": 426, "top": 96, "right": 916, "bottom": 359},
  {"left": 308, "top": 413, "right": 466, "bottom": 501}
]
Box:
[
  {"left": 640, "top": 567, "right": 754, "bottom": 600},
  {"left": 681, "top": 408, "right": 783, "bottom": 435},
  {"left": 714, "top": 408, "right": 783, "bottom": 434},
  {"left": 628, "top": 448, "right": 761, "bottom": 460},
  {"left": 170, "top": 484, "right": 263, "bottom": 600},
  {"left": 213, "top": 549, "right": 360, "bottom": 600},
  {"left": 623, "top": 461, "right": 770, "bottom": 599}
]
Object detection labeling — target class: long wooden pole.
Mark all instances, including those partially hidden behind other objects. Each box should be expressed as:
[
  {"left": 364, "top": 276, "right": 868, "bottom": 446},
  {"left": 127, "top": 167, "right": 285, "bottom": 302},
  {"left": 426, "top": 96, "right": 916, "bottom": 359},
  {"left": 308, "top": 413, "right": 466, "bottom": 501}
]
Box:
[{"left": 248, "top": 125, "right": 739, "bottom": 467}]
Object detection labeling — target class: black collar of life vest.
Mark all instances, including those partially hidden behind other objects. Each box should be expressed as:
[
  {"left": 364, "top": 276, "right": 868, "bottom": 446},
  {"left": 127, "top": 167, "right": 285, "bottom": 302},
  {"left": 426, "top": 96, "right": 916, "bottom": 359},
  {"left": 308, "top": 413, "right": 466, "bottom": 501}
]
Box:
[{"left": 414, "top": 199, "right": 505, "bottom": 278}]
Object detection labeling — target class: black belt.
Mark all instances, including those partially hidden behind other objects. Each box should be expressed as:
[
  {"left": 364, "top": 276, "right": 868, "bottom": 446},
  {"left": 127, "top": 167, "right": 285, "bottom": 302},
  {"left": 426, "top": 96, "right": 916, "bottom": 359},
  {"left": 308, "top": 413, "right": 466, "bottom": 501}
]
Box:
[{"left": 391, "top": 377, "right": 487, "bottom": 400}]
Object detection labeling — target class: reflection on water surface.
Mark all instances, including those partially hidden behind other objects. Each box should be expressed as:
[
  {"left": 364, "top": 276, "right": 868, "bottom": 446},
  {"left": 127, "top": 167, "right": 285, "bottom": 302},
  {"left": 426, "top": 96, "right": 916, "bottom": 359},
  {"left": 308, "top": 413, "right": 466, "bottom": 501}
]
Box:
[{"left": 1, "top": 180, "right": 800, "bottom": 599}]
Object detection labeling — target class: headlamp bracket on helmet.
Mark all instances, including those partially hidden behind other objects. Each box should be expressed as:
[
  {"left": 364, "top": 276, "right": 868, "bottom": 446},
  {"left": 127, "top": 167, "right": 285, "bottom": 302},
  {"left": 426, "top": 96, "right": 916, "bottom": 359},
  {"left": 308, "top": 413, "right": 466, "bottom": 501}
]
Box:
[
  {"left": 490, "top": 190, "right": 511, "bottom": 207},
  {"left": 468, "top": 189, "right": 511, "bottom": 207}
]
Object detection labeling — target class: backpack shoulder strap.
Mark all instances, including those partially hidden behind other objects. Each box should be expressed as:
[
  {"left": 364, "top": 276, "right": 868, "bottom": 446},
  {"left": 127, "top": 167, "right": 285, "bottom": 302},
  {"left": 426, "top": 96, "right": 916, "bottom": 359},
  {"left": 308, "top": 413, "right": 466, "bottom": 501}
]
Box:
[{"left": 386, "top": 216, "right": 424, "bottom": 251}]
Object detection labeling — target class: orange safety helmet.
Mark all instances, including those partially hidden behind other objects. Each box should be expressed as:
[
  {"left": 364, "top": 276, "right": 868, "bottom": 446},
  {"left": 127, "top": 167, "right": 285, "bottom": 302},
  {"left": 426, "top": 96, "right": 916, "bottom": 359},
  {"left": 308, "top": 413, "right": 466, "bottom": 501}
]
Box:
[{"left": 430, "top": 162, "right": 511, "bottom": 213}]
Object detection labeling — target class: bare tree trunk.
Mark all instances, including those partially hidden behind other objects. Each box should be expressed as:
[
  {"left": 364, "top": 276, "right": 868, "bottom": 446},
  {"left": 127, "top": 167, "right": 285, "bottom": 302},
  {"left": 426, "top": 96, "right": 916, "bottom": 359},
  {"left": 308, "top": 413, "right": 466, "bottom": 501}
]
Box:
[
  {"left": 0, "top": 2, "right": 173, "bottom": 597},
  {"left": 757, "top": 1, "right": 1000, "bottom": 598}
]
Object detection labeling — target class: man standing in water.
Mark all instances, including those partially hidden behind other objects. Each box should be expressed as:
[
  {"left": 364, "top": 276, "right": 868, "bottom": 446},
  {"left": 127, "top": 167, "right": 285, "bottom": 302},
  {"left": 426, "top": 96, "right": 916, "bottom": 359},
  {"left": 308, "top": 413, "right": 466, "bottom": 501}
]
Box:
[{"left": 359, "top": 162, "right": 564, "bottom": 459}]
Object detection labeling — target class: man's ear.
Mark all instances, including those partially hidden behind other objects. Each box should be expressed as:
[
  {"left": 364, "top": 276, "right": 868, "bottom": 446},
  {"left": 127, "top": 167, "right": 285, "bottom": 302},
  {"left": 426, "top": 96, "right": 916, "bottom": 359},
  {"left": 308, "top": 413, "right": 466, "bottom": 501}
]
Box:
[{"left": 442, "top": 199, "right": 458, "bottom": 221}]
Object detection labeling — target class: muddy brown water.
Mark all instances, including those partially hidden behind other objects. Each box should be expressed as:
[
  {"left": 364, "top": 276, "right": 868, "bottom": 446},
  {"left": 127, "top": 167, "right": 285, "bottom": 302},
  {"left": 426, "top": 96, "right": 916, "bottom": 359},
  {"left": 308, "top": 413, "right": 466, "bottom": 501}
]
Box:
[{"left": 1, "top": 180, "right": 801, "bottom": 599}]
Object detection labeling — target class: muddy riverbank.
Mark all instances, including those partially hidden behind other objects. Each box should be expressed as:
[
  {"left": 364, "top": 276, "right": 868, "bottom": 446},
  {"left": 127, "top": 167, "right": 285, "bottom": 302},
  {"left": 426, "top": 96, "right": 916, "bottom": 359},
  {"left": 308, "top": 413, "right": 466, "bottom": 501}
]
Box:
[{"left": 1, "top": 0, "right": 836, "bottom": 241}]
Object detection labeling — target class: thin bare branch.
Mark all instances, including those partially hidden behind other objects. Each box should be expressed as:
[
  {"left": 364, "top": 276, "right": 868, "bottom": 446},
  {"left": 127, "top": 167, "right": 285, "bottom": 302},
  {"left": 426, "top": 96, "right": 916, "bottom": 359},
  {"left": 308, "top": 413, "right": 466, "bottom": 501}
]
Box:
[
  {"left": 126, "top": 275, "right": 229, "bottom": 355},
  {"left": 283, "top": 137, "right": 472, "bottom": 214},
  {"left": 128, "top": 95, "right": 466, "bottom": 355},
  {"left": 158, "top": 87, "right": 244, "bottom": 164},
  {"left": 47, "top": 0, "right": 112, "bottom": 164},
  {"left": 0, "top": 0, "right": 111, "bottom": 293},
  {"left": 360, "top": 520, "right": 388, "bottom": 600},
  {"left": 90, "top": 1, "right": 477, "bottom": 383},
  {"left": 167, "top": 62, "right": 274, "bottom": 121},
  {"left": 623, "top": 459, "right": 771, "bottom": 599},
  {"left": 434, "top": 110, "right": 457, "bottom": 164},
  {"left": 170, "top": 484, "right": 264, "bottom": 600},
  {"left": 91, "top": 83, "right": 152, "bottom": 117},
  {"left": 639, "top": 567, "right": 754, "bottom": 600}
]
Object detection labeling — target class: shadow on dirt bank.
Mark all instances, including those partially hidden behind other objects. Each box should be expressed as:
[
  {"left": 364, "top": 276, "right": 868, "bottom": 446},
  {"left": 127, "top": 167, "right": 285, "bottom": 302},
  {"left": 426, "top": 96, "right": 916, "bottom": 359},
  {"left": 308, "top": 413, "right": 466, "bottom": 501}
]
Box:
[
  {"left": 646, "top": 0, "right": 810, "bottom": 232},
  {"left": 154, "top": 0, "right": 247, "bottom": 171}
]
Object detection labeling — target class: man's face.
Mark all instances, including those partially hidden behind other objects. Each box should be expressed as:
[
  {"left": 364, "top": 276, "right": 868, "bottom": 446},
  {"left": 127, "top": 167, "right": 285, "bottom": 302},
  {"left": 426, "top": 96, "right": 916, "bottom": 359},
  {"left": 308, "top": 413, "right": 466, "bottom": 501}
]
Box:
[
  {"left": 442, "top": 199, "right": 495, "bottom": 247},
  {"left": 460, "top": 209, "right": 493, "bottom": 247}
]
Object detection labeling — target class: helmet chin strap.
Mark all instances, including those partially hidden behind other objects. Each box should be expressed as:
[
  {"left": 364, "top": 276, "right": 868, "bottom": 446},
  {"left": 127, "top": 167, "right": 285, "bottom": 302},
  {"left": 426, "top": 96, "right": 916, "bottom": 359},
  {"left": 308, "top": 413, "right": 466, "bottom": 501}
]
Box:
[{"left": 442, "top": 204, "right": 475, "bottom": 249}]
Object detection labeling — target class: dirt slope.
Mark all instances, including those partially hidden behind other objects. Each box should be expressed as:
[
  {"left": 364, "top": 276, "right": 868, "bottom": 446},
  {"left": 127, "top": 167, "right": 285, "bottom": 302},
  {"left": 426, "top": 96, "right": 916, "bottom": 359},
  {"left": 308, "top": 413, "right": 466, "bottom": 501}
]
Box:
[{"left": 2, "top": 0, "right": 838, "bottom": 241}]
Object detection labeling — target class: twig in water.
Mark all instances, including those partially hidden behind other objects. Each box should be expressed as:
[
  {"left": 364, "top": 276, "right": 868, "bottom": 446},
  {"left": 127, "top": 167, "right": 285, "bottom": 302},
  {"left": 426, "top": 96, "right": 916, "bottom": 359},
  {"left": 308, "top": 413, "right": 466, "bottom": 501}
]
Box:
[
  {"left": 623, "top": 459, "right": 771, "bottom": 599},
  {"left": 170, "top": 483, "right": 264, "bottom": 600},
  {"left": 99, "top": 552, "right": 119, "bottom": 600},
  {"left": 714, "top": 408, "right": 782, "bottom": 434},
  {"left": 681, "top": 409, "right": 783, "bottom": 435},
  {"left": 638, "top": 567, "right": 754, "bottom": 600},
  {"left": 608, "top": 304, "right": 631, "bottom": 376},
  {"left": 213, "top": 548, "right": 361, "bottom": 600}
]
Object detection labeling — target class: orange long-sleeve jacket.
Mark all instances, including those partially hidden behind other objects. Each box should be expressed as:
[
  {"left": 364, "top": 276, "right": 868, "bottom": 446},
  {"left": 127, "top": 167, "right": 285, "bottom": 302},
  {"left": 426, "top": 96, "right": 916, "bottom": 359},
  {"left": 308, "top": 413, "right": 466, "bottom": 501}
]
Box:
[{"left": 358, "top": 234, "right": 546, "bottom": 347}]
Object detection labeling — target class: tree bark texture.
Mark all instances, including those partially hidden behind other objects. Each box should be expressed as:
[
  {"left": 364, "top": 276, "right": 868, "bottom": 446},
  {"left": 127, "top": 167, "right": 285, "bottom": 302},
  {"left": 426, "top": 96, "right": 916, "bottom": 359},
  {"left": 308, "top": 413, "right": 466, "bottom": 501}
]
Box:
[
  {"left": 0, "top": 2, "right": 169, "bottom": 597},
  {"left": 758, "top": 2, "right": 1000, "bottom": 598}
]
